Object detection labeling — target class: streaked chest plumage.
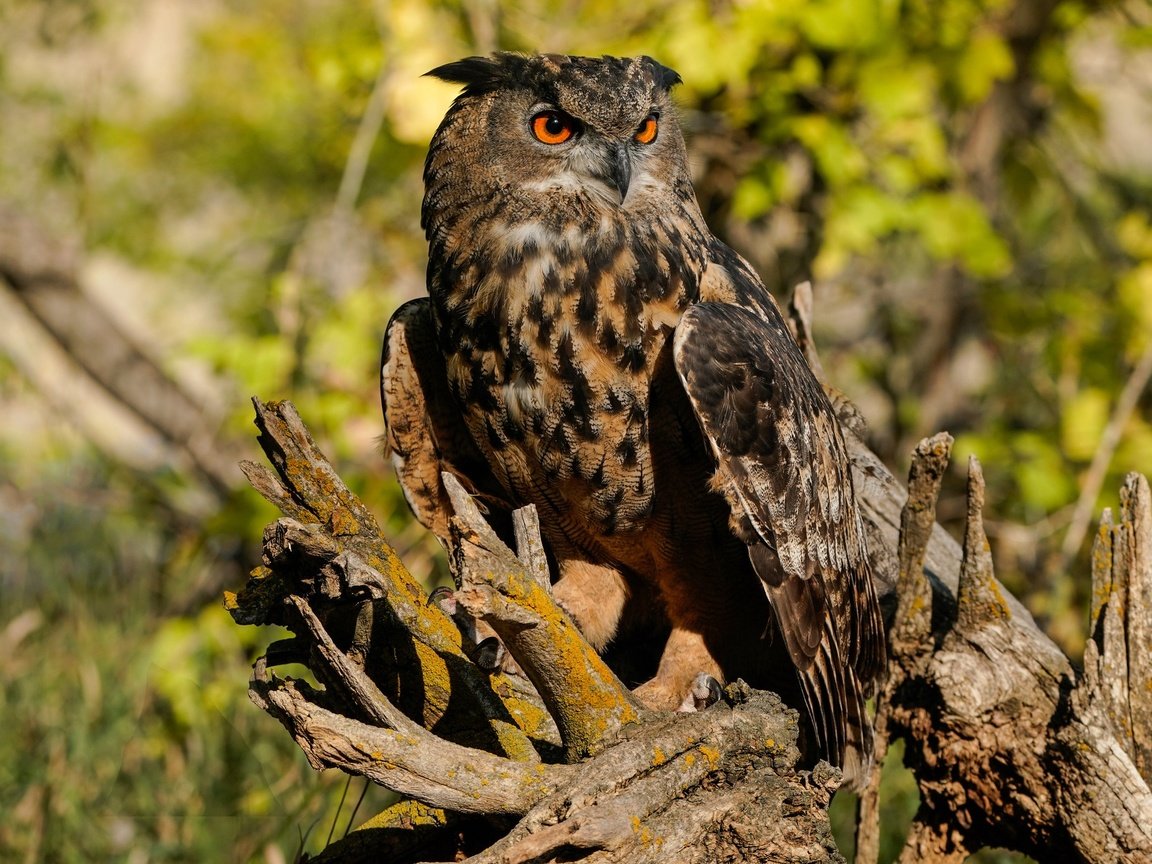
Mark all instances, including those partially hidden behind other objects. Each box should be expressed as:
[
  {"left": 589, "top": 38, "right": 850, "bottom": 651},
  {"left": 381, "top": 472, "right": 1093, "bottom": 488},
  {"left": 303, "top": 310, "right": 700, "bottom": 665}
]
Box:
[{"left": 428, "top": 206, "right": 707, "bottom": 544}]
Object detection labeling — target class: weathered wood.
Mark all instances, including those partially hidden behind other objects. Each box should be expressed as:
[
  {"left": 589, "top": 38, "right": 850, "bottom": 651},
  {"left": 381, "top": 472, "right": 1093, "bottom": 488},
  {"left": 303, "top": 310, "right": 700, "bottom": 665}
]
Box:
[
  {"left": 248, "top": 662, "right": 573, "bottom": 815},
  {"left": 875, "top": 452, "right": 1152, "bottom": 863},
  {"left": 229, "top": 399, "right": 540, "bottom": 762},
  {"left": 230, "top": 391, "right": 1152, "bottom": 863},
  {"left": 1122, "top": 474, "right": 1152, "bottom": 779},
  {"left": 857, "top": 433, "right": 953, "bottom": 864},
  {"left": 422, "top": 688, "right": 843, "bottom": 864},
  {"left": 953, "top": 456, "right": 1011, "bottom": 635},
  {"left": 891, "top": 432, "right": 953, "bottom": 654},
  {"left": 230, "top": 399, "right": 845, "bottom": 863}
]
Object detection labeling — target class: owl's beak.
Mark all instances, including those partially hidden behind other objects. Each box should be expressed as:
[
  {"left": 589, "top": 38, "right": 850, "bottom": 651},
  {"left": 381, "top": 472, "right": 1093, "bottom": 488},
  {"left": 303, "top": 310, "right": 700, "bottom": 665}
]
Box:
[{"left": 608, "top": 143, "right": 632, "bottom": 200}]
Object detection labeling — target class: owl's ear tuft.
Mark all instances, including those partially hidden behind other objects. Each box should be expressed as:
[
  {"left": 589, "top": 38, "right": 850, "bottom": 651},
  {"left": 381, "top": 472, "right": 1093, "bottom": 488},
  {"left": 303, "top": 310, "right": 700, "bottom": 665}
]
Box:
[
  {"left": 643, "top": 57, "right": 683, "bottom": 92},
  {"left": 425, "top": 54, "right": 523, "bottom": 97}
]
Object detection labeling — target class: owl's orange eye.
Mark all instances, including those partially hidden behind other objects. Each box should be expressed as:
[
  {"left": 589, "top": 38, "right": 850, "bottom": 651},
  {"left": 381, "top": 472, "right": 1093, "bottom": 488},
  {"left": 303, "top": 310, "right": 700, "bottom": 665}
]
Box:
[
  {"left": 531, "top": 110, "right": 577, "bottom": 145},
  {"left": 634, "top": 114, "right": 659, "bottom": 145}
]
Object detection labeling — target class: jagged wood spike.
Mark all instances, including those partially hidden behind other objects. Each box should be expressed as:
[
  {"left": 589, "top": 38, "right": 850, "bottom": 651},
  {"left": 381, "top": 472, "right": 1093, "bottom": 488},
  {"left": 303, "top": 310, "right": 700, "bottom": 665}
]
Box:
[
  {"left": 891, "top": 432, "right": 953, "bottom": 654},
  {"left": 786, "top": 280, "right": 826, "bottom": 381},
  {"left": 1107, "top": 513, "right": 1133, "bottom": 750},
  {"left": 1083, "top": 510, "right": 1114, "bottom": 712},
  {"left": 251, "top": 397, "right": 379, "bottom": 535},
  {"left": 1089, "top": 508, "right": 1116, "bottom": 644},
  {"left": 1122, "top": 473, "right": 1152, "bottom": 781},
  {"left": 1089, "top": 506, "right": 1135, "bottom": 754},
  {"left": 512, "top": 504, "right": 552, "bottom": 592},
  {"left": 954, "top": 455, "right": 1011, "bottom": 635}
]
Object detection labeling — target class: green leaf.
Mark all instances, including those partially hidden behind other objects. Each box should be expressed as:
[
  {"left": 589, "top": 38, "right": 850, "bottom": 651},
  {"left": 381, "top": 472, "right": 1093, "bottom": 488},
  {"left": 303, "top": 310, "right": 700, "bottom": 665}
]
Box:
[
  {"left": 858, "top": 54, "right": 936, "bottom": 121},
  {"left": 956, "top": 29, "right": 1015, "bottom": 104},
  {"left": 1060, "top": 387, "right": 1110, "bottom": 462},
  {"left": 909, "top": 192, "right": 1011, "bottom": 276}
]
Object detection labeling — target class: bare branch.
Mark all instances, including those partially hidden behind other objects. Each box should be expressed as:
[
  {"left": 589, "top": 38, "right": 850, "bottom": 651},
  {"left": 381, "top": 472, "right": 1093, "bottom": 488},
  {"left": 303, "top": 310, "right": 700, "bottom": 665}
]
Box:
[
  {"left": 234, "top": 400, "right": 541, "bottom": 761},
  {"left": 249, "top": 664, "right": 573, "bottom": 815}
]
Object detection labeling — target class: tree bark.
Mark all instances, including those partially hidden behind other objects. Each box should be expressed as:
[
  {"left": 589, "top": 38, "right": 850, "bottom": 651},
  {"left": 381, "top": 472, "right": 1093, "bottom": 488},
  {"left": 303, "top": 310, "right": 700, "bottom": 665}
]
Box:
[{"left": 228, "top": 295, "right": 1152, "bottom": 861}]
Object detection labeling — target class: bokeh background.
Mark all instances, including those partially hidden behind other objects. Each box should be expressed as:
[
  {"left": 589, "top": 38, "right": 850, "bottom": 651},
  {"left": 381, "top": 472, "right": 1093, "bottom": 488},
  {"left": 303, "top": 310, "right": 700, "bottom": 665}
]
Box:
[{"left": 1, "top": 0, "right": 1150, "bottom": 861}]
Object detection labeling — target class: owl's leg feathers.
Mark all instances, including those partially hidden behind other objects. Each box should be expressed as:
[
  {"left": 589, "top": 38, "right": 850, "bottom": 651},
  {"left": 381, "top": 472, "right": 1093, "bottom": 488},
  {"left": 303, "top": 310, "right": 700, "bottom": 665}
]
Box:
[
  {"left": 551, "top": 559, "right": 631, "bottom": 652},
  {"left": 633, "top": 627, "right": 724, "bottom": 711}
]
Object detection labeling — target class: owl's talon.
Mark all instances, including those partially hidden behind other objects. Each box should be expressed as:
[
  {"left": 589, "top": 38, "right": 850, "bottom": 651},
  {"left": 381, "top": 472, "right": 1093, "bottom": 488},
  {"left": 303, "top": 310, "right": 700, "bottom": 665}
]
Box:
[
  {"left": 428, "top": 586, "right": 457, "bottom": 616},
  {"left": 678, "top": 673, "right": 723, "bottom": 712},
  {"left": 471, "top": 636, "right": 506, "bottom": 671}
]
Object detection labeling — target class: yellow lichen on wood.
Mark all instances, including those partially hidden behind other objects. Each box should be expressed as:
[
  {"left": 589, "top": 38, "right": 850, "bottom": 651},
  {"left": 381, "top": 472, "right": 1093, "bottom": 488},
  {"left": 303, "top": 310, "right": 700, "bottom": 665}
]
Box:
[
  {"left": 491, "top": 677, "right": 556, "bottom": 744},
  {"left": 697, "top": 744, "right": 721, "bottom": 769},
  {"left": 328, "top": 505, "right": 360, "bottom": 536},
  {"left": 353, "top": 798, "right": 448, "bottom": 832}
]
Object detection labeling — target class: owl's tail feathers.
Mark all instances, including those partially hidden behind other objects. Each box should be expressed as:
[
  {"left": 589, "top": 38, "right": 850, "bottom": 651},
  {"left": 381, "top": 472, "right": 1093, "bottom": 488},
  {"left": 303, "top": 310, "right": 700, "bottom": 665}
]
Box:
[
  {"left": 837, "top": 666, "right": 875, "bottom": 791},
  {"left": 796, "top": 625, "right": 875, "bottom": 792}
]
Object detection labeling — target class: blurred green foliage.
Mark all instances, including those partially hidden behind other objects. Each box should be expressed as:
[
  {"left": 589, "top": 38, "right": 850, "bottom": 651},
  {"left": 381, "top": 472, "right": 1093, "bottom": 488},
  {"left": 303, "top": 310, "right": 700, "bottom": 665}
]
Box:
[{"left": 1, "top": 0, "right": 1149, "bottom": 860}]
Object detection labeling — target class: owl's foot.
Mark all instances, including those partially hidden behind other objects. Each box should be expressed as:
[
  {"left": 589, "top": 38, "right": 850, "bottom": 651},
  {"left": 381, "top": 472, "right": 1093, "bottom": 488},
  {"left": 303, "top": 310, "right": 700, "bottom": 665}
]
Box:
[
  {"left": 678, "top": 673, "right": 723, "bottom": 712},
  {"left": 429, "top": 587, "right": 522, "bottom": 676},
  {"left": 633, "top": 671, "right": 723, "bottom": 712},
  {"left": 633, "top": 627, "right": 725, "bottom": 711}
]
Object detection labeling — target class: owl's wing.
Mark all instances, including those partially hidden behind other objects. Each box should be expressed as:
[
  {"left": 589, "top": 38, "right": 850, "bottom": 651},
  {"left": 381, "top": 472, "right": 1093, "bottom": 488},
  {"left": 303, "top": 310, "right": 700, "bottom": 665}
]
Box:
[
  {"left": 672, "top": 299, "right": 885, "bottom": 785},
  {"left": 381, "top": 298, "right": 511, "bottom": 541}
]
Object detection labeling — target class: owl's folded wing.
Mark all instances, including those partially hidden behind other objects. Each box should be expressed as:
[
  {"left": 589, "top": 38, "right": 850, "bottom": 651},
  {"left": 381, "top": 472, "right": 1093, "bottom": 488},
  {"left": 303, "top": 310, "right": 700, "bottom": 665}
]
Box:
[
  {"left": 672, "top": 300, "right": 884, "bottom": 785},
  {"left": 380, "top": 298, "right": 511, "bottom": 542}
]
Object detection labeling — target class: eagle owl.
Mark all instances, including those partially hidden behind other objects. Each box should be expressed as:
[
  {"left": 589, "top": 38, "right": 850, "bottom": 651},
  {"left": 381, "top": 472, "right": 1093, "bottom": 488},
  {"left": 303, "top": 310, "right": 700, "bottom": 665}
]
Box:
[{"left": 381, "top": 52, "right": 886, "bottom": 784}]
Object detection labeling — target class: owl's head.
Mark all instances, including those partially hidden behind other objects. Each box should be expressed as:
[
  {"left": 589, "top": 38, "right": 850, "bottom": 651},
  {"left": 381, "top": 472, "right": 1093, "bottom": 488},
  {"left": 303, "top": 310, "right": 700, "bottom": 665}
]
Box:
[{"left": 423, "top": 53, "right": 689, "bottom": 220}]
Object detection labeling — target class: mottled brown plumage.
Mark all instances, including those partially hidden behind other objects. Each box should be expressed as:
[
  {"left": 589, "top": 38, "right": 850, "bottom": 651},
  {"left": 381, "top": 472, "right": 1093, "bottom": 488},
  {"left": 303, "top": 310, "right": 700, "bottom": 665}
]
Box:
[{"left": 381, "top": 52, "right": 885, "bottom": 784}]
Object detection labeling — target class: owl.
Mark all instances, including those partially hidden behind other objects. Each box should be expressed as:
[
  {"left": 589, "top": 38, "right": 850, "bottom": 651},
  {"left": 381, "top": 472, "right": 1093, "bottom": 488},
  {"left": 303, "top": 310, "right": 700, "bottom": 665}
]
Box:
[{"left": 381, "top": 52, "right": 886, "bottom": 785}]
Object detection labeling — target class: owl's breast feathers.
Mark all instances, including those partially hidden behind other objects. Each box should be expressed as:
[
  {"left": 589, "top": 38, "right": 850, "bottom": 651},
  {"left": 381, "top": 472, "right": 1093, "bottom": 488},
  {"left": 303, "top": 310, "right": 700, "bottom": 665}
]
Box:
[{"left": 425, "top": 198, "right": 711, "bottom": 545}]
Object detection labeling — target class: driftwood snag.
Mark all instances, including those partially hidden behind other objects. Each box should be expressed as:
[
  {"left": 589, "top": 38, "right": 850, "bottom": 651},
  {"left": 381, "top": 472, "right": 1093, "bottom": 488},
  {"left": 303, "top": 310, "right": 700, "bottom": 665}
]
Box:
[
  {"left": 229, "top": 384, "right": 1152, "bottom": 862},
  {"left": 853, "top": 451, "right": 1152, "bottom": 864},
  {"left": 228, "top": 398, "right": 844, "bottom": 863},
  {"left": 787, "top": 291, "right": 1152, "bottom": 864}
]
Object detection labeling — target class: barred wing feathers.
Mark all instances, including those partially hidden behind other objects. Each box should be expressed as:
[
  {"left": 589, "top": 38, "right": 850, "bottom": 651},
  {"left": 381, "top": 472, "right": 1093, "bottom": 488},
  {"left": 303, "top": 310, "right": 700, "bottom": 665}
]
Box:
[
  {"left": 380, "top": 298, "right": 509, "bottom": 541},
  {"left": 672, "top": 300, "right": 885, "bottom": 785}
]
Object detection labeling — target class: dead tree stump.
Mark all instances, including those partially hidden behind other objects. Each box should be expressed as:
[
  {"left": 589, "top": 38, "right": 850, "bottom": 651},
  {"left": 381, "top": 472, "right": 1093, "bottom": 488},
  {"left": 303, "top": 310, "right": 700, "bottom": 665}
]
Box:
[{"left": 228, "top": 372, "right": 1152, "bottom": 862}]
